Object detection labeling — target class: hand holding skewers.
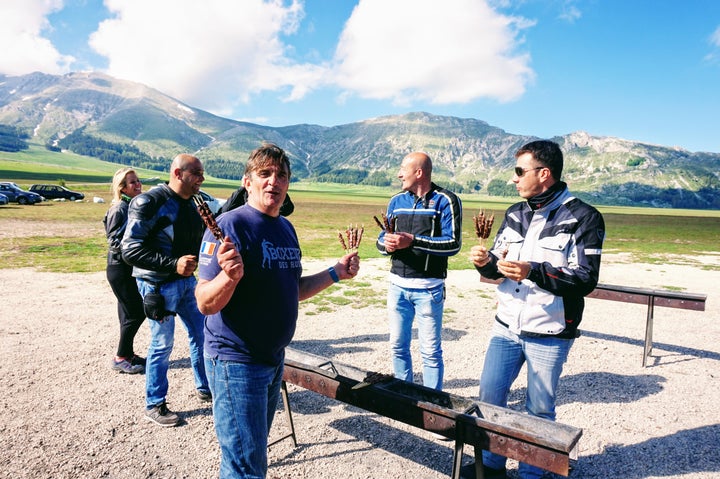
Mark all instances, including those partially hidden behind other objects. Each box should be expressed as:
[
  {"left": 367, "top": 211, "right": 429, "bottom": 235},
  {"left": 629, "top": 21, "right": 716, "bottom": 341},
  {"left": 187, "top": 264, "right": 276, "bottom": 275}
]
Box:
[
  {"left": 373, "top": 212, "right": 396, "bottom": 233},
  {"left": 193, "top": 195, "right": 224, "bottom": 241},
  {"left": 470, "top": 209, "right": 511, "bottom": 269},
  {"left": 328, "top": 225, "right": 362, "bottom": 285},
  {"left": 338, "top": 224, "right": 364, "bottom": 253},
  {"left": 473, "top": 210, "right": 494, "bottom": 247},
  {"left": 192, "top": 194, "right": 243, "bottom": 282},
  {"left": 373, "top": 212, "right": 412, "bottom": 253},
  {"left": 470, "top": 210, "right": 496, "bottom": 268}
]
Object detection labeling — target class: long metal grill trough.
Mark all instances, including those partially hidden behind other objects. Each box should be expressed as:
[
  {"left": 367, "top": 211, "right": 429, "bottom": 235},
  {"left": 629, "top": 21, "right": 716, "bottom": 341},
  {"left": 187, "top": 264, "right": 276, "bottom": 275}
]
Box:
[{"left": 283, "top": 347, "right": 581, "bottom": 478}]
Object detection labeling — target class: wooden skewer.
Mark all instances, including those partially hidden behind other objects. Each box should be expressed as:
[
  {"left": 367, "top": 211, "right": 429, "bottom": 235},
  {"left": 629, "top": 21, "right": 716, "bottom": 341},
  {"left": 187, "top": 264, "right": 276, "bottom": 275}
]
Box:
[
  {"left": 356, "top": 225, "right": 364, "bottom": 249},
  {"left": 338, "top": 231, "right": 348, "bottom": 251},
  {"left": 193, "top": 195, "right": 224, "bottom": 241},
  {"left": 338, "top": 224, "right": 364, "bottom": 252},
  {"left": 382, "top": 213, "right": 391, "bottom": 233},
  {"left": 347, "top": 224, "right": 355, "bottom": 250}
]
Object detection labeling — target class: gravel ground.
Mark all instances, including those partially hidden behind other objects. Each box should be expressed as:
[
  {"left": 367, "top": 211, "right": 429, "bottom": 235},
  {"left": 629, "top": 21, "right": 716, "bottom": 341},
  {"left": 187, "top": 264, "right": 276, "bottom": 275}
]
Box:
[{"left": 0, "top": 254, "right": 718, "bottom": 479}]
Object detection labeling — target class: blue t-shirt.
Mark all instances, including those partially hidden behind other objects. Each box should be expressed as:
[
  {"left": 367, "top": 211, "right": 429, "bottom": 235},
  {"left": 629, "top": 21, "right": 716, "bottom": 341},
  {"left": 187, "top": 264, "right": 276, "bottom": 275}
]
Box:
[{"left": 198, "top": 204, "right": 302, "bottom": 365}]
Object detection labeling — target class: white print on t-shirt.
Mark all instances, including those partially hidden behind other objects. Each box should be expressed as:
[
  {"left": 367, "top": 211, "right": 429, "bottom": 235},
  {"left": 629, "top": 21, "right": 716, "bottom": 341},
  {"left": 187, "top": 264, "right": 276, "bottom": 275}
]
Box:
[{"left": 261, "top": 239, "right": 301, "bottom": 270}]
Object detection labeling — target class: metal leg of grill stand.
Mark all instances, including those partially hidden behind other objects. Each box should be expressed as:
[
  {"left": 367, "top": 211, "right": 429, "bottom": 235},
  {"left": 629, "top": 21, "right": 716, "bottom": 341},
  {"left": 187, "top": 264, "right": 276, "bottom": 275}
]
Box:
[
  {"left": 268, "top": 381, "right": 298, "bottom": 448},
  {"left": 642, "top": 295, "right": 655, "bottom": 367},
  {"left": 473, "top": 445, "right": 484, "bottom": 479},
  {"left": 450, "top": 423, "right": 485, "bottom": 479},
  {"left": 451, "top": 426, "right": 464, "bottom": 479},
  {"left": 451, "top": 406, "right": 485, "bottom": 479}
]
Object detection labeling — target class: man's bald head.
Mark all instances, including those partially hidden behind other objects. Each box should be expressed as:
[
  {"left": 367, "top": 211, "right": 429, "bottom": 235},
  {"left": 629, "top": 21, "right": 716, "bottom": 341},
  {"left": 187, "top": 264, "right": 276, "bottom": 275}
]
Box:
[
  {"left": 397, "top": 151, "right": 433, "bottom": 196},
  {"left": 169, "top": 154, "right": 204, "bottom": 199},
  {"left": 404, "top": 152, "right": 432, "bottom": 176},
  {"left": 171, "top": 154, "right": 200, "bottom": 171}
]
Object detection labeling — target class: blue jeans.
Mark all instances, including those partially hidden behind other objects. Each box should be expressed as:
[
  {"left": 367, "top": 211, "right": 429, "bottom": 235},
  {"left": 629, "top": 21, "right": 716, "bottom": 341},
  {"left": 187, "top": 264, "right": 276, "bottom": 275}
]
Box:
[
  {"left": 387, "top": 282, "right": 445, "bottom": 390},
  {"left": 479, "top": 322, "right": 573, "bottom": 479},
  {"left": 205, "top": 356, "right": 284, "bottom": 479},
  {"left": 137, "top": 276, "right": 209, "bottom": 408}
]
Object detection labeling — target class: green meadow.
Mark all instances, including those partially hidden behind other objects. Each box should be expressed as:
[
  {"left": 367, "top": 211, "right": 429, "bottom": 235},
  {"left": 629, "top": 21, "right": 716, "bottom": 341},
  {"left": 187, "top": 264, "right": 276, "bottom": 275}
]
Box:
[{"left": 1, "top": 145, "right": 718, "bottom": 273}]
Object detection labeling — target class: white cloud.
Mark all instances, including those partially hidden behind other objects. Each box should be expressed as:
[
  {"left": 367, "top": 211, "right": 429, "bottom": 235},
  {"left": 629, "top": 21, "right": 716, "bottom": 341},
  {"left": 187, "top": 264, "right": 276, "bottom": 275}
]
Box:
[
  {"left": 558, "top": 0, "right": 582, "bottom": 23},
  {"left": 89, "top": 0, "right": 328, "bottom": 116},
  {"left": 711, "top": 25, "right": 720, "bottom": 48},
  {"left": 704, "top": 25, "right": 720, "bottom": 63},
  {"left": 1, "top": 0, "right": 535, "bottom": 116},
  {"left": 0, "top": 0, "right": 75, "bottom": 75},
  {"left": 331, "top": 0, "right": 535, "bottom": 105}
]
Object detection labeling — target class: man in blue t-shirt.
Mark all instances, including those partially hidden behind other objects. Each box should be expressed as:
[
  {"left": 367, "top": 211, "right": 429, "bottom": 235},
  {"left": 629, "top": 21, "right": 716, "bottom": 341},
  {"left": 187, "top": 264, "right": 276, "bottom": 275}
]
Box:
[{"left": 196, "top": 143, "right": 360, "bottom": 479}]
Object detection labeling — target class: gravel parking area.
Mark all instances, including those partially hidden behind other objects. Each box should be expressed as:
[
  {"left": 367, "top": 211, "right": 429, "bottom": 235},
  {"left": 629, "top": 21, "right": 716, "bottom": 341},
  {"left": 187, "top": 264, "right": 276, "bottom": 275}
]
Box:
[{"left": 0, "top": 255, "right": 718, "bottom": 478}]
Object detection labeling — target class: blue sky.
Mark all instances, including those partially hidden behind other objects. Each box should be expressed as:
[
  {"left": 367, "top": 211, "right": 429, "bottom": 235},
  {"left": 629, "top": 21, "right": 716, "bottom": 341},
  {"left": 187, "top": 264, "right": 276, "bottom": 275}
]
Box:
[{"left": 2, "top": 0, "right": 719, "bottom": 153}]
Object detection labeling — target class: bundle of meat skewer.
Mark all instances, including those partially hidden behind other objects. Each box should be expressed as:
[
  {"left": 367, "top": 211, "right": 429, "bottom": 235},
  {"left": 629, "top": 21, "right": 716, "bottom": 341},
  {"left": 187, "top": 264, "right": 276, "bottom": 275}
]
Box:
[
  {"left": 372, "top": 212, "right": 396, "bottom": 233},
  {"left": 473, "top": 209, "right": 494, "bottom": 247},
  {"left": 192, "top": 194, "right": 224, "bottom": 241},
  {"left": 338, "top": 224, "right": 364, "bottom": 252}
]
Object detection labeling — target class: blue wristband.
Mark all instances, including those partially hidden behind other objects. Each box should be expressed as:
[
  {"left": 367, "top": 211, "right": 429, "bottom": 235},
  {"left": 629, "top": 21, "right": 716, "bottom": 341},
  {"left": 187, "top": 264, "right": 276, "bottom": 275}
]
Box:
[{"left": 328, "top": 266, "right": 340, "bottom": 283}]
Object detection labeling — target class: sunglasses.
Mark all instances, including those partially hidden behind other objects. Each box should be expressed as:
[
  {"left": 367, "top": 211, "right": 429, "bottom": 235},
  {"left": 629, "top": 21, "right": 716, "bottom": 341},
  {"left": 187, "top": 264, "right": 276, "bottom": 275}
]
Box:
[{"left": 514, "top": 166, "right": 544, "bottom": 177}]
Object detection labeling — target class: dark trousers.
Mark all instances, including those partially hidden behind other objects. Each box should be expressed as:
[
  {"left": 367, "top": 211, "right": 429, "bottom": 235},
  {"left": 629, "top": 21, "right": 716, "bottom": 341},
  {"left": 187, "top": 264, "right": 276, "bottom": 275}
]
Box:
[{"left": 106, "top": 262, "right": 146, "bottom": 358}]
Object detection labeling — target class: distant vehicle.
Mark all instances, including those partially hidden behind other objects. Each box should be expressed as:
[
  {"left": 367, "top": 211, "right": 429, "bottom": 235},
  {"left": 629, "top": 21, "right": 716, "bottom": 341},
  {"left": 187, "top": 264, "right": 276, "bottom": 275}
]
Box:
[
  {"left": 0, "top": 193, "right": 8, "bottom": 205},
  {"left": 198, "top": 190, "right": 226, "bottom": 215},
  {"left": 29, "top": 184, "right": 85, "bottom": 201},
  {"left": 0, "top": 182, "right": 43, "bottom": 205}
]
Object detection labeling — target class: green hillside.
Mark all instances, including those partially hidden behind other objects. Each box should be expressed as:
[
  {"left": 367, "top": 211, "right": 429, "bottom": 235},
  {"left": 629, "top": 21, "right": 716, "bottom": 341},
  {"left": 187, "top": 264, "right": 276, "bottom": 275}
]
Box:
[{"left": 0, "top": 143, "right": 239, "bottom": 193}]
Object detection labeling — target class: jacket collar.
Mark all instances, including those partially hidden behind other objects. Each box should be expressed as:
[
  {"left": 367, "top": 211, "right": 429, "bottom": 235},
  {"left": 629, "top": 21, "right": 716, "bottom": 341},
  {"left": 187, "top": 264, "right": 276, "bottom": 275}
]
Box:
[{"left": 527, "top": 181, "right": 567, "bottom": 210}]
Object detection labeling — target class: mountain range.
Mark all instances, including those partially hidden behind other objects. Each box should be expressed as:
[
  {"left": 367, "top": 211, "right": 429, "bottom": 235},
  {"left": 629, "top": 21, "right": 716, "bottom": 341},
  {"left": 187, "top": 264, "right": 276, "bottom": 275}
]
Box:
[{"left": 0, "top": 71, "right": 718, "bottom": 209}]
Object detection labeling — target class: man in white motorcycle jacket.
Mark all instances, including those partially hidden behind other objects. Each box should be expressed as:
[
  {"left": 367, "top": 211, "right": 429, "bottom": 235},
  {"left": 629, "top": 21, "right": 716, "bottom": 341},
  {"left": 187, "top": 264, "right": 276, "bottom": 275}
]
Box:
[{"left": 468, "top": 140, "right": 605, "bottom": 479}]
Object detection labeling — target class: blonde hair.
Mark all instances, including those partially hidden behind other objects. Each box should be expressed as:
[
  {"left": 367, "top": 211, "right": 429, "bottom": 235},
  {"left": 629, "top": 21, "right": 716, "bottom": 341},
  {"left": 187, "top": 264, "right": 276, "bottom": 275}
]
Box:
[{"left": 111, "top": 167, "right": 137, "bottom": 203}]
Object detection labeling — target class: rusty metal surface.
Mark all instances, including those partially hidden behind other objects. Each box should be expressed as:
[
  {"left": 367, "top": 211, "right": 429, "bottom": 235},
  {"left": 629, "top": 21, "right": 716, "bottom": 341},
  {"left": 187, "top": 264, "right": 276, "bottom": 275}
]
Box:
[{"left": 283, "top": 348, "right": 581, "bottom": 476}]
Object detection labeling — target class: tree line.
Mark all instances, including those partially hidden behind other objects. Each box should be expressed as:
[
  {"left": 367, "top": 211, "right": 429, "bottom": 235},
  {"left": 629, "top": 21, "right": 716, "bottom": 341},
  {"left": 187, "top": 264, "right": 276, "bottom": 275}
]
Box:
[
  {"left": 56, "top": 127, "right": 171, "bottom": 171},
  {"left": 0, "top": 125, "right": 30, "bottom": 152}
]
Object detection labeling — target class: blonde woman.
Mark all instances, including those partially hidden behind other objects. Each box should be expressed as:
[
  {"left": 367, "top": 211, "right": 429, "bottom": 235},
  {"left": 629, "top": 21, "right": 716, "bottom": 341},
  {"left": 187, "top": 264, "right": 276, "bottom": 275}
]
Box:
[{"left": 103, "top": 168, "right": 145, "bottom": 374}]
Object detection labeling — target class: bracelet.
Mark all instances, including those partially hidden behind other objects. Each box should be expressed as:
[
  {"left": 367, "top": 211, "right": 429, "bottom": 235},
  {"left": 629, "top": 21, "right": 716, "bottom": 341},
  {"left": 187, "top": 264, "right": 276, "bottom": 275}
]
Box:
[{"left": 328, "top": 266, "right": 340, "bottom": 283}]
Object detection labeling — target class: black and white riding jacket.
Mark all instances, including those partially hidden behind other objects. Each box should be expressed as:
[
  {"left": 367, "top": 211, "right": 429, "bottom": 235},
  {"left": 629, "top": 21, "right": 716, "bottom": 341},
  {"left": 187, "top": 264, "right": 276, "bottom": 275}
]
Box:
[
  {"left": 477, "top": 186, "right": 605, "bottom": 338},
  {"left": 121, "top": 184, "right": 204, "bottom": 283},
  {"left": 376, "top": 183, "right": 463, "bottom": 281}
]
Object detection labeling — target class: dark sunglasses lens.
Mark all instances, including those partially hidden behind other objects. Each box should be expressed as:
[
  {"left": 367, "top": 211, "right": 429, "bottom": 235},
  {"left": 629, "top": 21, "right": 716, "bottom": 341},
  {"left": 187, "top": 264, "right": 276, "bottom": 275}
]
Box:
[{"left": 514, "top": 167, "right": 524, "bottom": 176}]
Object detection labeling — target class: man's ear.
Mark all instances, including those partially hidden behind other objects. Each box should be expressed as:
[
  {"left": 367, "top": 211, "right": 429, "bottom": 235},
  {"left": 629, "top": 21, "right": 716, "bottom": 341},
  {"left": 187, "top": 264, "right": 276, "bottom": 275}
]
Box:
[{"left": 539, "top": 167, "right": 553, "bottom": 183}]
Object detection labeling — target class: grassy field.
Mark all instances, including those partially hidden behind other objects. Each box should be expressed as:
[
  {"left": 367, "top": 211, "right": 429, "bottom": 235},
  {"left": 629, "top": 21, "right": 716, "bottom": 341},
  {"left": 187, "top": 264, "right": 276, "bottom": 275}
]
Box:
[{"left": 1, "top": 145, "right": 719, "bottom": 273}]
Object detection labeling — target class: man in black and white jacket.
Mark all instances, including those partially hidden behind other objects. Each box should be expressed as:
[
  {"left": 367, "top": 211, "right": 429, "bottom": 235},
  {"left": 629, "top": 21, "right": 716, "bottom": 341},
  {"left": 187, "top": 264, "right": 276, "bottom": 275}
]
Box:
[
  {"left": 122, "top": 154, "right": 211, "bottom": 427},
  {"left": 468, "top": 140, "right": 605, "bottom": 479}
]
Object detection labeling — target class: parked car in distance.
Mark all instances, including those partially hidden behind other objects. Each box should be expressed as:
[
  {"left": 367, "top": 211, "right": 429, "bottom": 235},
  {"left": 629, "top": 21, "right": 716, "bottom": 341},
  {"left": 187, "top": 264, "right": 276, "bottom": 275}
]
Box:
[
  {"left": 0, "top": 192, "right": 8, "bottom": 205},
  {"left": 29, "top": 184, "right": 85, "bottom": 201},
  {"left": 0, "top": 182, "right": 43, "bottom": 205},
  {"left": 198, "top": 190, "right": 226, "bottom": 215}
]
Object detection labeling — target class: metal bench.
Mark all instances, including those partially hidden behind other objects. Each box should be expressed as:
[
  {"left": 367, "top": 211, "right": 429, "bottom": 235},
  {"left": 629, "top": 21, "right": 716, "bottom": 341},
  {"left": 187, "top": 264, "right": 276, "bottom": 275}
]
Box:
[
  {"left": 480, "top": 278, "right": 707, "bottom": 367},
  {"left": 587, "top": 283, "right": 707, "bottom": 366}
]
